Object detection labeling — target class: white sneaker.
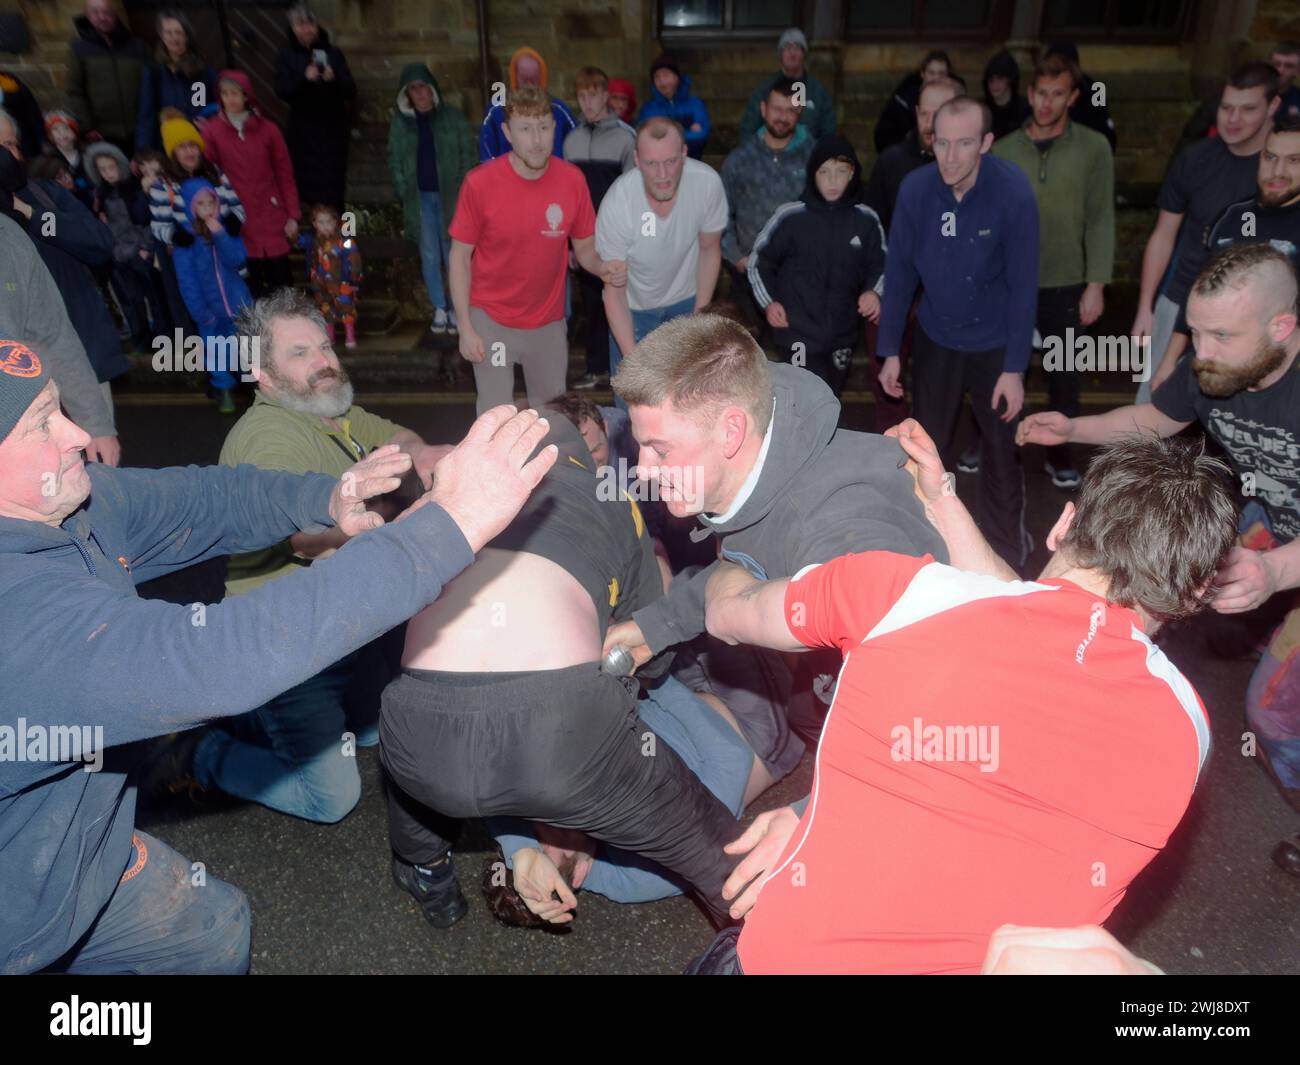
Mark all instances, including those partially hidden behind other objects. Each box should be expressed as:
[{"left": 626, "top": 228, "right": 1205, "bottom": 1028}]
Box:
[
  {"left": 446, "top": 309, "right": 458, "bottom": 335},
  {"left": 431, "top": 308, "right": 448, "bottom": 335}
]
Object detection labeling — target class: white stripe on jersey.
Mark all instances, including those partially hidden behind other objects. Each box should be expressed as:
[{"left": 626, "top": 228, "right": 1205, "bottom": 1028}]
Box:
[
  {"left": 862, "top": 562, "right": 1055, "bottom": 644},
  {"left": 1130, "top": 623, "right": 1212, "bottom": 781}
]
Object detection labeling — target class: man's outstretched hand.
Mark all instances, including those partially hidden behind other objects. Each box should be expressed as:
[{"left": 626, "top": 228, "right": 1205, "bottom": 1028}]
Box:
[
  {"left": 886, "top": 417, "right": 953, "bottom": 512},
  {"left": 329, "top": 444, "right": 413, "bottom": 536},
  {"left": 1016, "top": 411, "right": 1072, "bottom": 448},
  {"left": 414, "top": 406, "right": 556, "bottom": 552},
  {"left": 721, "top": 805, "right": 801, "bottom": 919}
]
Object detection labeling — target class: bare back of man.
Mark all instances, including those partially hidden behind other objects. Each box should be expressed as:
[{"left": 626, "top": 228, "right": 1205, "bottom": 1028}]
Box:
[{"left": 403, "top": 548, "right": 600, "bottom": 672}]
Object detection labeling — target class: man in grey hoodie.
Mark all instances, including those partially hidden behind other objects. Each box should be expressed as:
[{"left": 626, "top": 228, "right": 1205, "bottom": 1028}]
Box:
[
  {"left": 563, "top": 66, "right": 636, "bottom": 389},
  {"left": 602, "top": 313, "right": 948, "bottom": 746}
]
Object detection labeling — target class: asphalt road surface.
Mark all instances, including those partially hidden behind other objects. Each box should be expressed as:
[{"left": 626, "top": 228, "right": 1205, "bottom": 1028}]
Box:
[{"left": 117, "top": 390, "right": 1298, "bottom": 975}]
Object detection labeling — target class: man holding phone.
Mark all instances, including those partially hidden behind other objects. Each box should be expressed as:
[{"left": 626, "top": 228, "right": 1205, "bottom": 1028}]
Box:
[{"left": 274, "top": 2, "right": 357, "bottom": 212}]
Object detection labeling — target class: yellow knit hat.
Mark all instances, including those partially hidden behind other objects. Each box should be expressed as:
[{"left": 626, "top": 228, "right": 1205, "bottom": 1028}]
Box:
[{"left": 161, "top": 114, "right": 204, "bottom": 158}]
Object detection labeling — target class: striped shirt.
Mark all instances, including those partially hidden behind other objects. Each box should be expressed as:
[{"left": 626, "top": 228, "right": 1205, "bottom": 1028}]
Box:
[{"left": 147, "top": 171, "right": 245, "bottom": 245}]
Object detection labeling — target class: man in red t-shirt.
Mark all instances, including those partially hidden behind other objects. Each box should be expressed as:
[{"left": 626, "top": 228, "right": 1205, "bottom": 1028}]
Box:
[
  {"left": 450, "top": 86, "right": 624, "bottom": 414},
  {"left": 695, "top": 421, "right": 1238, "bottom": 974}
]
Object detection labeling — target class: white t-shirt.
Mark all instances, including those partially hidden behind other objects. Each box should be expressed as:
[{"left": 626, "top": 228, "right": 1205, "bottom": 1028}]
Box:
[{"left": 595, "top": 158, "right": 728, "bottom": 311}]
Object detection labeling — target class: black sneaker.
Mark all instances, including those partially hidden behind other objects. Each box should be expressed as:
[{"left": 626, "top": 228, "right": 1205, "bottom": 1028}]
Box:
[
  {"left": 391, "top": 853, "right": 469, "bottom": 928},
  {"left": 1272, "top": 838, "right": 1300, "bottom": 878},
  {"left": 956, "top": 448, "right": 980, "bottom": 474},
  {"left": 572, "top": 373, "right": 604, "bottom": 390},
  {"left": 1044, "top": 460, "right": 1081, "bottom": 489}
]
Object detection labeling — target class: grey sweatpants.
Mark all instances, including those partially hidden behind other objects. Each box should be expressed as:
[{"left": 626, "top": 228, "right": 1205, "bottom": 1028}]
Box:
[{"left": 468, "top": 306, "right": 568, "bottom": 414}]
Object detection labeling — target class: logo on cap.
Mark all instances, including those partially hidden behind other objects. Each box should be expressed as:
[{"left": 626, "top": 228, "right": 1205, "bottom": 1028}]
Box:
[{"left": 0, "top": 341, "right": 42, "bottom": 379}]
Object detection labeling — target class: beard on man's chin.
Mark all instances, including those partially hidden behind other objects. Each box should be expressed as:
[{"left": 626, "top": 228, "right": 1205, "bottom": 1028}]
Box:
[
  {"left": 1193, "top": 338, "right": 1289, "bottom": 397},
  {"left": 268, "top": 366, "right": 354, "bottom": 417},
  {"left": 1259, "top": 185, "right": 1300, "bottom": 209}
]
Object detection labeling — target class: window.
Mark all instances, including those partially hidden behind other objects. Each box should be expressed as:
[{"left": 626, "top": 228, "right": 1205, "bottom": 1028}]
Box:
[
  {"left": 659, "top": 0, "right": 799, "bottom": 38},
  {"left": 845, "top": 0, "right": 1009, "bottom": 39},
  {"left": 1042, "top": 0, "right": 1190, "bottom": 41}
]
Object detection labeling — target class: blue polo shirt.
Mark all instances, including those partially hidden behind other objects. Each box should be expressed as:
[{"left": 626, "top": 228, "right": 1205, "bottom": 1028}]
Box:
[{"left": 878, "top": 154, "right": 1039, "bottom": 372}]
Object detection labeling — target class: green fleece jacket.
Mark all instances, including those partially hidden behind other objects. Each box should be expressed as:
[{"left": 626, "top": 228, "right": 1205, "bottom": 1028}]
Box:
[
  {"left": 991, "top": 119, "right": 1115, "bottom": 288},
  {"left": 386, "top": 63, "right": 475, "bottom": 243}
]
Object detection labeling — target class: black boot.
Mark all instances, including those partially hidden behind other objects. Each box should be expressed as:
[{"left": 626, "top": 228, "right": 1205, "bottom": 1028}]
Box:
[
  {"left": 391, "top": 852, "right": 469, "bottom": 928},
  {"left": 1271, "top": 837, "right": 1300, "bottom": 878}
]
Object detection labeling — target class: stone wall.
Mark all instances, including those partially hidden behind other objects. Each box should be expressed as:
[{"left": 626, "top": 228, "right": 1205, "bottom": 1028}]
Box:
[{"left": 6, "top": 0, "right": 1297, "bottom": 302}]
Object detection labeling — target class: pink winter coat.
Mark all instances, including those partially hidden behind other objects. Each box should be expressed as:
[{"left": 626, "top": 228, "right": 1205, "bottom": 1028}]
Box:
[{"left": 204, "top": 69, "right": 301, "bottom": 258}]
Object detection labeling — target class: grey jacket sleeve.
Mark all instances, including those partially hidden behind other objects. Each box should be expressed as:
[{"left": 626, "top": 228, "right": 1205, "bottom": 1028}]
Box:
[
  {"left": 8, "top": 218, "right": 114, "bottom": 437},
  {"left": 632, "top": 558, "right": 717, "bottom": 654},
  {"left": 792, "top": 482, "right": 949, "bottom": 570}
]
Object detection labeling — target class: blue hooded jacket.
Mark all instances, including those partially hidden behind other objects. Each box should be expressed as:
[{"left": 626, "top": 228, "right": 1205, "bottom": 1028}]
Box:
[
  {"left": 0, "top": 462, "right": 474, "bottom": 972},
  {"left": 636, "top": 74, "right": 710, "bottom": 159},
  {"left": 478, "top": 96, "right": 577, "bottom": 162},
  {"left": 171, "top": 177, "right": 252, "bottom": 332}
]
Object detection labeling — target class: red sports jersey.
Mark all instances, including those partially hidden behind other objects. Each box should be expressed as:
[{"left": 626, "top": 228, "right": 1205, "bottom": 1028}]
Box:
[
  {"left": 448, "top": 154, "right": 595, "bottom": 330},
  {"left": 737, "top": 552, "right": 1210, "bottom": 975}
]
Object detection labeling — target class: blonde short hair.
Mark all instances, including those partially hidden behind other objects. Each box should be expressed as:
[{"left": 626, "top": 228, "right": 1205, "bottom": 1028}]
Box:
[
  {"left": 611, "top": 313, "right": 773, "bottom": 434},
  {"left": 504, "top": 85, "right": 552, "bottom": 121}
]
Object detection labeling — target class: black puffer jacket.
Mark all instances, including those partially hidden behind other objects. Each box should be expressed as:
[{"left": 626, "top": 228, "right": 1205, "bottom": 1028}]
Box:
[
  {"left": 984, "top": 50, "right": 1031, "bottom": 141},
  {"left": 747, "top": 135, "right": 887, "bottom": 355},
  {"left": 273, "top": 25, "right": 357, "bottom": 208},
  {"left": 15, "top": 177, "right": 129, "bottom": 383},
  {"left": 65, "top": 16, "right": 149, "bottom": 148}
]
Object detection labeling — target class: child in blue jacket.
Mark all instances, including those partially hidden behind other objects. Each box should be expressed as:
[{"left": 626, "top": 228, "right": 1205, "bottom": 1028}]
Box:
[
  {"left": 637, "top": 54, "right": 710, "bottom": 159},
  {"left": 172, "top": 177, "right": 252, "bottom": 412}
]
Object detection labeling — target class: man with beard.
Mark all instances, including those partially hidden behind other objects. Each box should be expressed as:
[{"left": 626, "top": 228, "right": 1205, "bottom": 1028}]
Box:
[
  {"left": 720, "top": 75, "right": 813, "bottom": 323},
  {"left": 597, "top": 117, "right": 726, "bottom": 399},
  {"left": 993, "top": 53, "right": 1114, "bottom": 489},
  {"left": 157, "top": 289, "right": 452, "bottom": 823},
  {"left": 451, "top": 87, "right": 621, "bottom": 414},
  {"left": 1019, "top": 243, "right": 1300, "bottom": 873},
  {"left": 1151, "top": 118, "right": 1300, "bottom": 392},
  {"left": 738, "top": 28, "right": 835, "bottom": 143}
]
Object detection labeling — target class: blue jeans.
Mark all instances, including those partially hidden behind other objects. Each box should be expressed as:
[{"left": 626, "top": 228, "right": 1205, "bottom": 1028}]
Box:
[
  {"left": 608, "top": 295, "right": 696, "bottom": 409},
  {"left": 490, "top": 673, "right": 752, "bottom": 903},
  {"left": 49, "top": 831, "right": 249, "bottom": 974},
  {"left": 418, "top": 191, "right": 450, "bottom": 313},
  {"left": 193, "top": 654, "right": 364, "bottom": 823}
]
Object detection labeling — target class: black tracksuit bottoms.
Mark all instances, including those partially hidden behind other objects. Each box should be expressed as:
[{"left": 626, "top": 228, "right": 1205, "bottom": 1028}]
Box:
[
  {"left": 1034, "top": 283, "right": 1086, "bottom": 470},
  {"left": 380, "top": 663, "right": 742, "bottom": 923},
  {"left": 911, "top": 323, "right": 1030, "bottom": 571}
]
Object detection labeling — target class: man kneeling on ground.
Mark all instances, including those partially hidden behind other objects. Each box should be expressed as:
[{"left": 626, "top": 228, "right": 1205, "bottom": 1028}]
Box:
[{"left": 381, "top": 414, "right": 751, "bottom": 928}]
